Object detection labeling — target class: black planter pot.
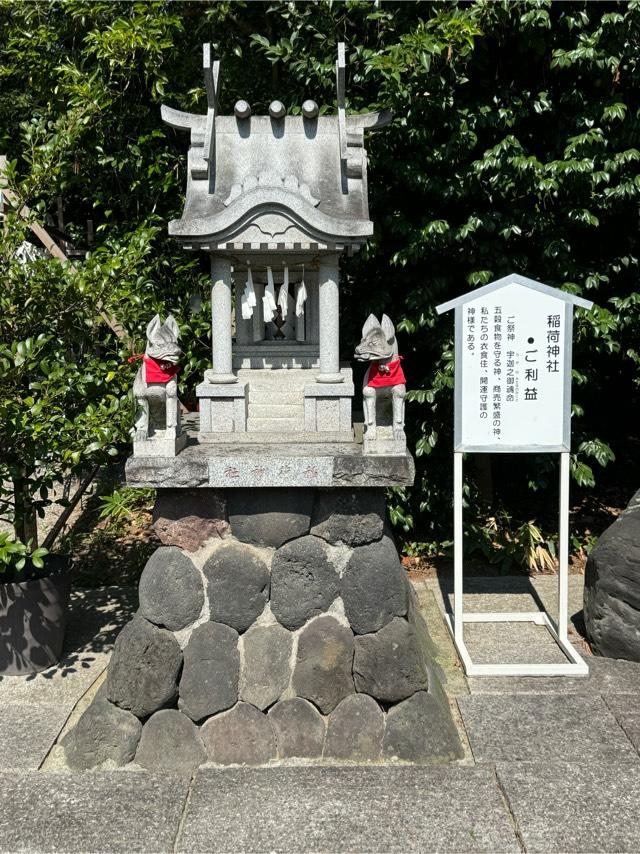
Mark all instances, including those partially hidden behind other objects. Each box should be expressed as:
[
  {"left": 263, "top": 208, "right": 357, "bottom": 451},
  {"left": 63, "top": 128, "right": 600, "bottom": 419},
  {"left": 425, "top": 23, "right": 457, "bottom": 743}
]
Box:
[{"left": 0, "top": 554, "right": 71, "bottom": 675}]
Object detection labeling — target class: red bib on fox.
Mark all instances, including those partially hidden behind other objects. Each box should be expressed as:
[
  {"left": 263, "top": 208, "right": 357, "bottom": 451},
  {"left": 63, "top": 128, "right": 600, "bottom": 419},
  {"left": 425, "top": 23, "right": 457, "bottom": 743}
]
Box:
[
  {"left": 143, "top": 355, "right": 179, "bottom": 384},
  {"left": 367, "top": 357, "right": 405, "bottom": 388}
]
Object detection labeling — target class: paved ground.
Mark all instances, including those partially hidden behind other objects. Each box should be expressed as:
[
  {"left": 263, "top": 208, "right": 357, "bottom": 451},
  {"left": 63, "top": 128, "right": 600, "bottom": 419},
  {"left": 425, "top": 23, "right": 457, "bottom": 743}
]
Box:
[{"left": 1, "top": 576, "right": 639, "bottom": 852}]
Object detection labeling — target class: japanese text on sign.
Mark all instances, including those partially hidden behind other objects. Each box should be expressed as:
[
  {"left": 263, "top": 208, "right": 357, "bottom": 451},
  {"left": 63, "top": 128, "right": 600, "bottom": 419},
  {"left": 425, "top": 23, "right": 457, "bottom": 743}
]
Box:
[{"left": 458, "top": 284, "right": 568, "bottom": 450}]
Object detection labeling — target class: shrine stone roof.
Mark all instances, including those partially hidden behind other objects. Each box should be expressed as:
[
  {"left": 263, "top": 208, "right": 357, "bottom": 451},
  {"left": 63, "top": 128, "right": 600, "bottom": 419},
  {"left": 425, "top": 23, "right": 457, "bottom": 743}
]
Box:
[{"left": 162, "top": 44, "right": 391, "bottom": 254}]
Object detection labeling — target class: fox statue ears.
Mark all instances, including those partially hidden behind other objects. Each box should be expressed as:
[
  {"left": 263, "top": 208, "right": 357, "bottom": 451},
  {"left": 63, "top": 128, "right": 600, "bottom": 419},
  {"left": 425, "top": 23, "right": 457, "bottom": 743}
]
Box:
[
  {"left": 361, "top": 313, "right": 396, "bottom": 343},
  {"left": 146, "top": 314, "right": 180, "bottom": 343},
  {"left": 381, "top": 314, "right": 395, "bottom": 343}
]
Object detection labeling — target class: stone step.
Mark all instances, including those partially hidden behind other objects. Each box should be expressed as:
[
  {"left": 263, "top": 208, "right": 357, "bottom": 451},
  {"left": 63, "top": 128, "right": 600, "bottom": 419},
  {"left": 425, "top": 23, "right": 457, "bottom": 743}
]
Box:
[
  {"left": 238, "top": 370, "right": 311, "bottom": 389},
  {"left": 238, "top": 368, "right": 311, "bottom": 378},
  {"left": 247, "top": 417, "right": 303, "bottom": 433},
  {"left": 248, "top": 404, "right": 304, "bottom": 419},
  {"left": 249, "top": 391, "right": 303, "bottom": 405},
  {"left": 198, "top": 429, "right": 355, "bottom": 444},
  {"left": 248, "top": 382, "right": 308, "bottom": 392}
]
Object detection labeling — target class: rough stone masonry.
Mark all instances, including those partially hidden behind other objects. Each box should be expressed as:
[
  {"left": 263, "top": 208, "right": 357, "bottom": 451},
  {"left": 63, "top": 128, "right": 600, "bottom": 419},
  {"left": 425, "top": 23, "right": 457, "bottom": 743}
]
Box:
[{"left": 62, "top": 488, "right": 462, "bottom": 771}]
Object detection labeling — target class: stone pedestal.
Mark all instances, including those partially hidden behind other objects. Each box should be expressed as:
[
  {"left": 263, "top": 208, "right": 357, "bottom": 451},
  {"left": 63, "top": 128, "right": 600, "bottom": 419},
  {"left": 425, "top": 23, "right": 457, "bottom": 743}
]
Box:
[
  {"left": 62, "top": 488, "right": 462, "bottom": 771},
  {"left": 125, "top": 440, "right": 415, "bottom": 488},
  {"left": 304, "top": 373, "right": 354, "bottom": 435},
  {"left": 196, "top": 381, "right": 248, "bottom": 438},
  {"left": 132, "top": 431, "right": 187, "bottom": 458},
  {"left": 363, "top": 394, "right": 407, "bottom": 457}
]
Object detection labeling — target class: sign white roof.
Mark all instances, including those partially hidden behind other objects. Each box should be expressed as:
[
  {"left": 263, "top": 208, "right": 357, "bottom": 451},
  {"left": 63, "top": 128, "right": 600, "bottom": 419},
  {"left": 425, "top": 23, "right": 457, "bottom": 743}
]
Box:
[{"left": 435, "top": 273, "right": 594, "bottom": 315}]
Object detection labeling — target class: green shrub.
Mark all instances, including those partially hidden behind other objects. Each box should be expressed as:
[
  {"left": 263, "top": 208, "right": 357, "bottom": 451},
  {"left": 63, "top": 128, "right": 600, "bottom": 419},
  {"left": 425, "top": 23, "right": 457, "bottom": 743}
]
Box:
[{"left": 1, "top": 0, "right": 638, "bottom": 570}]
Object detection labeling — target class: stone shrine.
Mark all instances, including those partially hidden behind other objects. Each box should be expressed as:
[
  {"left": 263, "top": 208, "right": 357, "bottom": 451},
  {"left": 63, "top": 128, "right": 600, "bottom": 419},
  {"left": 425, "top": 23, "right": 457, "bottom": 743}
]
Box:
[
  {"left": 162, "top": 42, "right": 387, "bottom": 445},
  {"left": 62, "top": 44, "right": 461, "bottom": 771}
]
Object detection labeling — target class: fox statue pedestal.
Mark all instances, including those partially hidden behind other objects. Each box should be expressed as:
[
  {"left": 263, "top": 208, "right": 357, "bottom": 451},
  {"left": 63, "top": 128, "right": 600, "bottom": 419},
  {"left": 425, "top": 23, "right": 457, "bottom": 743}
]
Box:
[{"left": 62, "top": 487, "right": 462, "bottom": 771}]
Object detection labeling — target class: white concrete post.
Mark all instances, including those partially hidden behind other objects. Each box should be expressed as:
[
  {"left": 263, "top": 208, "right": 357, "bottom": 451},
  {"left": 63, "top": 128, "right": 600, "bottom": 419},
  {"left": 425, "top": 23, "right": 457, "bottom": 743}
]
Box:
[
  {"left": 558, "top": 451, "right": 570, "bottom": 641},
  {"left": 208, "top": 254, "right": 237, "bottom": 383},
  {"left": 316, "top": 254, "right": 343, "bottom": 383},
  {"left": 453, "top": 451, "right": 464, "bottom": 645}
]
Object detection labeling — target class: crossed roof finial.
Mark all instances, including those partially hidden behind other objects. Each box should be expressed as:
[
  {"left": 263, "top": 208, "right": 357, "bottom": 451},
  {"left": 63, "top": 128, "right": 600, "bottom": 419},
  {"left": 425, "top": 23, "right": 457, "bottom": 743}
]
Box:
[{"left": 202, "top": 43, "right": 220, "bottom": 171}]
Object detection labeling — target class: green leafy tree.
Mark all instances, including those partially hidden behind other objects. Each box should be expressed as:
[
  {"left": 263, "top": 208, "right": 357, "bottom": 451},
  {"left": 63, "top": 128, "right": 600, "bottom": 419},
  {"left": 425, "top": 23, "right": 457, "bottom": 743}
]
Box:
[
  {"left": 0, "top": 200, "right": 158, "bottom": 551},
  {"left": 1, "top": 0, "right": 639, "bottom": 570}
]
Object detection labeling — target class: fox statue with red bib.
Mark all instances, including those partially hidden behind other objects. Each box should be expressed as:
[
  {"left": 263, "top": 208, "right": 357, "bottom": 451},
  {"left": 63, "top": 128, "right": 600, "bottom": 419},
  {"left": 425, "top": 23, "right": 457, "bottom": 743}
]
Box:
[
  {"left": 354, "top": 314, "right": 406, "bottom": 450},
  {"left": 132, "top": 315, "right": 185, "bottom": 456}
]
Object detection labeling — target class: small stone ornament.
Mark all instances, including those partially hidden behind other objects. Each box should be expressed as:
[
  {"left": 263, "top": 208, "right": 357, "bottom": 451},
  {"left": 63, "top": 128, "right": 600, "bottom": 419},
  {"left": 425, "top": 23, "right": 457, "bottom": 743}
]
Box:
[
  {"left": 355, "top": 314, "right": 407, "bottom": 455},
  {"left": 132, "top": 314, "right": 187, "bottom": 457}
]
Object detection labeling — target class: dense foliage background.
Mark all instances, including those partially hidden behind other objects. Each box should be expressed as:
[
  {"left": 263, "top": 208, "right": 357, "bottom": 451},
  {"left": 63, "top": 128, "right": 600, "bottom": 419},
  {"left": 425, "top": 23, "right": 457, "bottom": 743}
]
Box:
[{"left": 1, "top": 0, "right": 639, "bottom": 570}]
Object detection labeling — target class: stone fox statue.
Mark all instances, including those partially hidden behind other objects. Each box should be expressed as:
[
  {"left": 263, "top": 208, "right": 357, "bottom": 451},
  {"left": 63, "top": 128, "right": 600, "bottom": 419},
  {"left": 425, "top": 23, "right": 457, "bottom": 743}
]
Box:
[
  {"left": 133, "top": 315, "right": 182, "bottom": 442},
  {"left": 354, "top": 314, "right": 406, "bottom": 441}
]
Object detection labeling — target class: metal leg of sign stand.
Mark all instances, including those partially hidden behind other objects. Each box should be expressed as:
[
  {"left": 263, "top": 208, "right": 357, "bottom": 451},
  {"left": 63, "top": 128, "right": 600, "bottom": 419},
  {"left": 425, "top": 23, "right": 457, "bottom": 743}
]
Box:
[{"left": 445, "top": 451, "right": 589, "bottom": 677}]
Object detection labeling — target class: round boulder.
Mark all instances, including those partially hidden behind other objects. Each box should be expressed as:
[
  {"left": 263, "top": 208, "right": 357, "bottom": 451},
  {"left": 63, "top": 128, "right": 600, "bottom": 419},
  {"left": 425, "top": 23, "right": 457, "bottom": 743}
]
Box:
[
  {"left": 382, "top": 691, "right": 463, "bottom": 763},
  {"left": 135, "top": 709, "right": 206, "bottom": 773},
  {"left": 239, "top": 623, "right": 293, "bottom": 710},
  {"left": 227, "top": 488, "right": 313, "bottom": 548},
  {"left": 271, "top": 536, "right": 339, "bottom": 631},
  {"left": 584, "top": 495, "right": 640, "bottom": 661},
  {"left": 292, "top": 616, "right": 354, "bottom": 713},
  {"left": 138, "top": 546, "right": 204, "bottom": 632},
  {"left": 342, "top": 535, "right": 408, "bottom": 634},
  {"left": 179, "top": 622, "right": 240, "bottom": 722},
  {"left": 268, "top": 698, "right": 326, "bottom": 759},
  {"left": 353, "top": 617, "right": 429, "bottom": 703},
  {"left": 200, "top": 702, "right": 276, "bottom": 766},
  {"left": 203, "top": 542, "right": 270, "bottom": 632},
  {"left": 107, "top": 616, "right": 182, "bottom": 718},
  {"left": 324, "top": 694, "right": 384, "bottom": 762},
  {"left": 152, "top": 489, "right": 229, "bottom": 552},
  {"left": 310, "top": 489, "right": 386, "bottom": 547},
  {"left": 63, "top": 698, "right": 142, "bottom": 770}
]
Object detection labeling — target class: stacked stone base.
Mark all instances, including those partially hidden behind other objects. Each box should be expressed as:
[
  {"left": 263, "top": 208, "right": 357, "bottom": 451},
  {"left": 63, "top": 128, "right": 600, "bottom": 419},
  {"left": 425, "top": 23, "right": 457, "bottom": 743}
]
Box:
[{"left": 63, "top": 488, "right": 462, "bottom": 771}]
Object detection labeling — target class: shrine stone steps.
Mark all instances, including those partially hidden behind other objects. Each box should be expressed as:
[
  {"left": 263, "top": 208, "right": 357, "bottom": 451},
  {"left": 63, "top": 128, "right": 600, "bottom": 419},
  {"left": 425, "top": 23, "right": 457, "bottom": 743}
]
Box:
[
  {"left": 244, "top": 368, "right": 307, "bottom": 430},
  {"left": 249, "top": 390, "right": 302, "bottom": 405},
  {"left": 237, "top": 368, "right": 311, "bottom": 387},
  {"left": 247, "top": 416, "right": 304, "bottom": 432},
  {"left": 249, "top": 404, "right": 304, "bottom": 419}
]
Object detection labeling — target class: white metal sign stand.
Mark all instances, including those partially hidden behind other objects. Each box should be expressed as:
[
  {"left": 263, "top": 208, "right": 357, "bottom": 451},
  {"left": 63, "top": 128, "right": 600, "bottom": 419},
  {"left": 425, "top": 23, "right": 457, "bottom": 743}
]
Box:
[{"left": 437, "top": 273, "right": 592, "bottom": 677}]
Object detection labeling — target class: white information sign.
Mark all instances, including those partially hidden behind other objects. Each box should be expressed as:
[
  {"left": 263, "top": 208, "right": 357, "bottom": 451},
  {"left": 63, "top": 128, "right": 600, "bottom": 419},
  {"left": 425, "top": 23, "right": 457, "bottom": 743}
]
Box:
[
  {"left": 458, "top": 283, "right": 568, "bottom": 451},
  {"left": 436, "top": 274, "right": 593, "bottom": 677},
  {"left": 437, "top": 274, "right": 594, "bottom": 453}
]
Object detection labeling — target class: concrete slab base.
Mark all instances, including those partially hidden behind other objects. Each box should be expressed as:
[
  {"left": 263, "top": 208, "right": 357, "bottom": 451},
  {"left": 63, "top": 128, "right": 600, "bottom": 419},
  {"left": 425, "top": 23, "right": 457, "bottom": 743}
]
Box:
[
  {"left": 603, "top": 693, "right": 640, "bottom": 754},
  {"left": 458, "top": 693, "right": 638, "bottom": 764},
  {"left": 496, "top": 761, "right": 640, "bottom": 853},
  {"left": 177, "top": 766, "right": 520, "bottom": 853},
  {"left": 0, "top": 771, "right": 189, "bottom": 853},
  {"left": 126, "top": 442, "right": 415, "bottom": 488},
  {"left": 0, "top": 704, "right": 70, "bottom": 771}
]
